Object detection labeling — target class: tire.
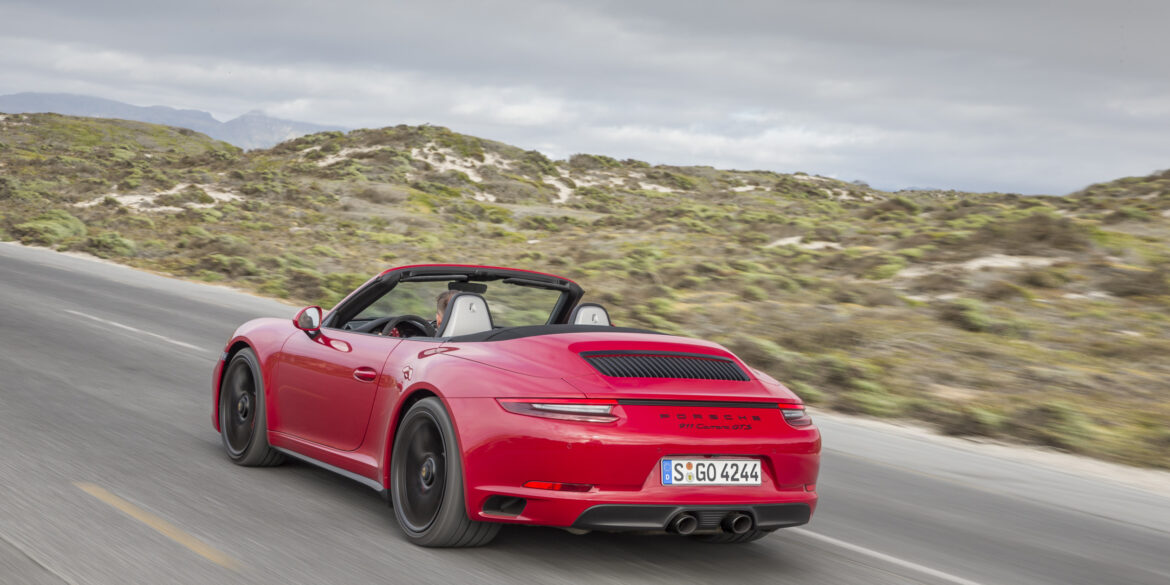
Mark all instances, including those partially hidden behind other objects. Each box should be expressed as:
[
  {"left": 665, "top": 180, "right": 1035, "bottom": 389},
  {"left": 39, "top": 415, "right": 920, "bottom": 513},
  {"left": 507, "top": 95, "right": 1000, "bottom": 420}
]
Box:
[
  {"left": 219, "top": 348, "right": 285, "bottom": 467},
  {"left": 691, "top": 529, "right": 776, "bottom": 544},
  {"left": 390, "top": 397, "right": 499, "bottom": 547}
]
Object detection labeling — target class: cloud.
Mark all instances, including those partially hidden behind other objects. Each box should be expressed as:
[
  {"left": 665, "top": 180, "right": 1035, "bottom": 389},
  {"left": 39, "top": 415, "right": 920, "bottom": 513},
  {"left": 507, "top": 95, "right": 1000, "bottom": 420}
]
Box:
[
  {"left": 1, "top": 0, "right": 1168, "bottom": 193},
  {"left": 451, "top": 91, "right": 578, "bottom": 127}
]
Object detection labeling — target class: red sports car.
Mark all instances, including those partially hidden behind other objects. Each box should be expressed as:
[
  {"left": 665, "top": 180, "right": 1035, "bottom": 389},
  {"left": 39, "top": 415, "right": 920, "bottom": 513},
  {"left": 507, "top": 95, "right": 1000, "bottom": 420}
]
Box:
[{"left": 212, "top": 264, "right": 819, "bottom": 547}]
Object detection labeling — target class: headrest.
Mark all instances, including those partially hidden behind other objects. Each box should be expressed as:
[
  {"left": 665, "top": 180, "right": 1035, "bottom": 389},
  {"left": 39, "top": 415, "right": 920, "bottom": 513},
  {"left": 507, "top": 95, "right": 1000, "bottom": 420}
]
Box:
[
  {"left": 439, "top": 293, "right": 494, "bottom": 337},
  {"left": 570, "top": 302, "right": 611, "bottom": 326}
]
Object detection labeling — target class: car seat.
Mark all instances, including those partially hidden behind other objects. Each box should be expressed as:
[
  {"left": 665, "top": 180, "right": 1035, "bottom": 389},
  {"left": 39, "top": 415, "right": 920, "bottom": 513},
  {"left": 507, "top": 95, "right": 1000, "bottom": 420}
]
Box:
[
  {"left": 569, "top": 302, "right": 611, "bottom": 326},
  {"left": 439, "top": 293, "right": 495, "bottom": 337}
]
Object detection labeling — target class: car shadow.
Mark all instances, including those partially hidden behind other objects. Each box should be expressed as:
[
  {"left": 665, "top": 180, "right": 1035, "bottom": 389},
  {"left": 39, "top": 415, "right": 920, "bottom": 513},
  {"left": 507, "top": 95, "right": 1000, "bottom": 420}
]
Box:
[{"left": 426, "top": 524, "right": 820, "bottom": 582}]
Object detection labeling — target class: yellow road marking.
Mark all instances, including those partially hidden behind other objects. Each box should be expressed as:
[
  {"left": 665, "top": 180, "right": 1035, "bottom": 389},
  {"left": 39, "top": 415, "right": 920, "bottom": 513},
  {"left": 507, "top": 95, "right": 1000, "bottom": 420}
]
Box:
[{"left": 74, "top": 482, "right": 240, "bottom": 571}]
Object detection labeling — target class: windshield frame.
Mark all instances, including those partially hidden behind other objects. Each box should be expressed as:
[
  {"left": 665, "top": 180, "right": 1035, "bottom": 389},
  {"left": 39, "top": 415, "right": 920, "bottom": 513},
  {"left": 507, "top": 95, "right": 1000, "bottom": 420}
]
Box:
[{"left": 322, "top": 264, "right": 584, "bottom": 335}]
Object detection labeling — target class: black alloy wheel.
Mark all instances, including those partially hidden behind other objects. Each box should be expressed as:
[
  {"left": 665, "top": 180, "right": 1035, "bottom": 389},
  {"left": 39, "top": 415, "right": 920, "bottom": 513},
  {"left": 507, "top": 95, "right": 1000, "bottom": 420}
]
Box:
[
  {"left": 219, "top": 349, "right": 284, "bottom": 467},
  {"left": 396, "top": 411, "right": 447, "bottom": 532},
  {"left": 390, "top": 397, "right": 499, "bottom": 547}
]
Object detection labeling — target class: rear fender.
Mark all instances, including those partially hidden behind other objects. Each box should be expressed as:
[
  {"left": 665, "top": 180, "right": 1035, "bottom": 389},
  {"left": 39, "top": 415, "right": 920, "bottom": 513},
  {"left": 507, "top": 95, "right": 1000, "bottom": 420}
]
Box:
[
  {"left": 382, "top": 382, "right": 446, "bottom": 488},
  {"left": 382, "top": 356, "right": 588, "bottom": 513}
]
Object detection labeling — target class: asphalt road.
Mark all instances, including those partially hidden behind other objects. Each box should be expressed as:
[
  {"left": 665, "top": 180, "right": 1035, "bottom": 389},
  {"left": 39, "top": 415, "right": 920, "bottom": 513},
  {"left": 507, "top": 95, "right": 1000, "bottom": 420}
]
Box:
[{"left": 2, "top": 241, "right": 1170, "bottom": 585}]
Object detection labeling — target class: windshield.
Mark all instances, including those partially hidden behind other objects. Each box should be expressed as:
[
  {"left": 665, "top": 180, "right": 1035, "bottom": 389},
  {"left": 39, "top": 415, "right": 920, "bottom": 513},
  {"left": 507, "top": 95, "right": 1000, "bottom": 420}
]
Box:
[{"left": 353, "top": 279, "right": 564, "bottom": 328}]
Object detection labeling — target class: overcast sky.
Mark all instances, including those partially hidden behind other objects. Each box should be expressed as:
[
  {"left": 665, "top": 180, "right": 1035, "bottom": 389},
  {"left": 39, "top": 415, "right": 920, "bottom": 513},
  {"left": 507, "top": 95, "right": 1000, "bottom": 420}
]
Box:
[{"left": 2, "top": 0, "right": 1168, "bottom": 193}]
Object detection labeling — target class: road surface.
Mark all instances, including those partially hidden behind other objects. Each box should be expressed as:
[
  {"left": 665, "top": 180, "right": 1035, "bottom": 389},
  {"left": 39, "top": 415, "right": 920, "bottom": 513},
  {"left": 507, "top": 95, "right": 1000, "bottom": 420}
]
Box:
[{"left": 2, "top": 242, "right": 1169, "bottom": 585}]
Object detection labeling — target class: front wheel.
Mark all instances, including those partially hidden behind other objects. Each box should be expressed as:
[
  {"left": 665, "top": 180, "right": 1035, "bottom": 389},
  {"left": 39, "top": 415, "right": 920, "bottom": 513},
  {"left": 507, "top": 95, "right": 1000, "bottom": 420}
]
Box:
[
  {"left": 390, "top": 397, "right": 499, "bottom": 547},
  {"left": 219, "top": 348, "right": 284, "bottom": 467}
]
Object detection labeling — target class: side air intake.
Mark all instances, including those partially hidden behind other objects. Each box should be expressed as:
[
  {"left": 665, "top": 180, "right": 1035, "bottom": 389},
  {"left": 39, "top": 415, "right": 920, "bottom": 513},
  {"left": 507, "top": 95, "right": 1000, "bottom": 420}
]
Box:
[{"left": 580, "top": 351, "right": 749, "bottom": 382}]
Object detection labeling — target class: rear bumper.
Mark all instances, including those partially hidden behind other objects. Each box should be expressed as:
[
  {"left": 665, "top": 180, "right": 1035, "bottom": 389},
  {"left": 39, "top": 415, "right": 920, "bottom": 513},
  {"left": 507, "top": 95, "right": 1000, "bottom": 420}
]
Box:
[
  {"left": 573, "top": 503, "right": 810, "bottom": 532},
  {"left": 448, "top": 397, "right": 820, "bottom": 529}
]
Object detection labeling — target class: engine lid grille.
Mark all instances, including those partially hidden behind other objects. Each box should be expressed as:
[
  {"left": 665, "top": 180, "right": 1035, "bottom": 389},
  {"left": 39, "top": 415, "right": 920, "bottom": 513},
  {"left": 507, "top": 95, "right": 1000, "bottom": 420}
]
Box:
[{"left": 580, "top": 350, "right": 749, "bottom": 382}]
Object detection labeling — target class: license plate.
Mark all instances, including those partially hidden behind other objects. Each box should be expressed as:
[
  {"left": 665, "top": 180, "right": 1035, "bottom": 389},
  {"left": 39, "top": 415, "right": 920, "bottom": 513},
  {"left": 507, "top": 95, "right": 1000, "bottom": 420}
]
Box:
[{"left": 661, "top": 459, "right": 761, "bottom": 486}]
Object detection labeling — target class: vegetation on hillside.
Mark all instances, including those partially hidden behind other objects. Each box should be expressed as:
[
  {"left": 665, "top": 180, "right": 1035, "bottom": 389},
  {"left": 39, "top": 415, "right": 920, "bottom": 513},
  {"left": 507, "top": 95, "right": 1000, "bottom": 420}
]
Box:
[{"left": 3, "top": 112, "right": 1169, "bottom": 468}]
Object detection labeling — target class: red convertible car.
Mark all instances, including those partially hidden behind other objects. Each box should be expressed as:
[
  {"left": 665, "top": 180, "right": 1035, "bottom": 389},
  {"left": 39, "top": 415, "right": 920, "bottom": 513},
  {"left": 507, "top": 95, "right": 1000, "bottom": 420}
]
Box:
[{"left": 212, "top": 264, "right": 819, "bottom": 547}]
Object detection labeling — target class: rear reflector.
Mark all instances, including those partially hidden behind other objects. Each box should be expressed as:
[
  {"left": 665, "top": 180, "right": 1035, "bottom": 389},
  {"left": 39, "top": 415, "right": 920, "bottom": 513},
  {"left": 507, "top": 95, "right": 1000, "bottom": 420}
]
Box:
[{"left": 523, "top": 481, "right": 593, "bottom": 492}]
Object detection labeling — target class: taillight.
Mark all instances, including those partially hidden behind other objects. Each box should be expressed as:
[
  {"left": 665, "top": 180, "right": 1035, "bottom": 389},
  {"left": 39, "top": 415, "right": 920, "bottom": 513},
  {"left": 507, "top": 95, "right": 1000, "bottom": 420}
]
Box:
[
  {"left": 780, "top": 404, "right": 813, "bottom": 427},
  {"left": 497, "top": 399, "right": 619, "bottom": 423}
]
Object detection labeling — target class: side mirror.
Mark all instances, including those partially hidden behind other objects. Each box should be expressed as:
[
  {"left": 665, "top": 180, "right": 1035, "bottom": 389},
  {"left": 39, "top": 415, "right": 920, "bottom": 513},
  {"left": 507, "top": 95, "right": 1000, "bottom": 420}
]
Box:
[{"left": 294, "top": 306, "right": 323, "bottom": 332}]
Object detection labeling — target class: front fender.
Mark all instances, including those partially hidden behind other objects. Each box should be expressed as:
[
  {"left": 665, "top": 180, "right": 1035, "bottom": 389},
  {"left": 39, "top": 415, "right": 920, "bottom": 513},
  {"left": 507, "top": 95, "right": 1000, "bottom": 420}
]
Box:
[{"left": 211, "top": 318, "right": 297, "bottom": 432}]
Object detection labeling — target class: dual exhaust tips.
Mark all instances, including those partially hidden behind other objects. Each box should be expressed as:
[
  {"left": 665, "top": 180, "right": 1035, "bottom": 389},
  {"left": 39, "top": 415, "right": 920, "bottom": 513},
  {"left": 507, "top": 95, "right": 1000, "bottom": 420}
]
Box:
[{"left": 668, "top": 512, "right": 752, "bottom": 535}]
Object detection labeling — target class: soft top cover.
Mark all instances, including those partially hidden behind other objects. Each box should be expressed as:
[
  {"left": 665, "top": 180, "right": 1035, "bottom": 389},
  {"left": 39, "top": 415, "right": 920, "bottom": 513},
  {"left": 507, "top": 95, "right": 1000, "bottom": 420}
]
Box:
[{"left": 449, "top": 324, "right": 661, "bottom": 342}]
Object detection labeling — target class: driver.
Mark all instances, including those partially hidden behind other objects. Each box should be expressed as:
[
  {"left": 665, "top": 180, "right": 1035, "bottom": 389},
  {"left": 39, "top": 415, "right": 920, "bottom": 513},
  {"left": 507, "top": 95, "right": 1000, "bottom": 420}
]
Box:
[{"left": 433, "top": 290, "right": 457, "bottom": 332}]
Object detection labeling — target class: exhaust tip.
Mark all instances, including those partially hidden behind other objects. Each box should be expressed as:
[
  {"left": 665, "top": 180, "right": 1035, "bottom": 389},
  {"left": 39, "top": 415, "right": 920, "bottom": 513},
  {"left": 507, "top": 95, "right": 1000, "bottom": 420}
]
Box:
[
  {"left": 669, "top": 513, "right": 698, "bottom": 535},
  {"left": 723, "top": 513, "right": 752, "bottom": 535}
]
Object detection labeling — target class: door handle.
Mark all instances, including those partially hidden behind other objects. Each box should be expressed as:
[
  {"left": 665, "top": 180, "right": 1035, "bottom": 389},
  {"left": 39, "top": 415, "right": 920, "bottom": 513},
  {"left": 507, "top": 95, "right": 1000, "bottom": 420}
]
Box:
[{"left": 353, "top": 367, "right": 378, "bottom": 382}]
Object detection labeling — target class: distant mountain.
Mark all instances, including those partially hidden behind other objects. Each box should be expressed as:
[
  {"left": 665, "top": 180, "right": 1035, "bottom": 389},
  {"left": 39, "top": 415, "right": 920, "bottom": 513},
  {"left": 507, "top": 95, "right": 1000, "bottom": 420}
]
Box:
[{"left": 0, "top": 92, "right": 344, "bottom": 149}]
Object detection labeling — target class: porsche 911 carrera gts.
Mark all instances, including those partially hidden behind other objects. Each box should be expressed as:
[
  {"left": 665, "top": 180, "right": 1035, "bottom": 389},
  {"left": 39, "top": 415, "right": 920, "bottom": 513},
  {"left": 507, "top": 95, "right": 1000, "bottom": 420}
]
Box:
[{"left": 212, "top": 264, "right": 820, "bottom": 547}]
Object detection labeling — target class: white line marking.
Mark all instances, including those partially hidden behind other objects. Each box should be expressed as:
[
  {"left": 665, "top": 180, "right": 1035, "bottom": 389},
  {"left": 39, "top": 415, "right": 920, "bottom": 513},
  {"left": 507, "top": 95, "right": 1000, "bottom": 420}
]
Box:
[
  {"left": 64, "top": 310, "right": 207, "bottom": 352},
  {"left": 792, "top": 528, "right": 988, "bottom": 585}
]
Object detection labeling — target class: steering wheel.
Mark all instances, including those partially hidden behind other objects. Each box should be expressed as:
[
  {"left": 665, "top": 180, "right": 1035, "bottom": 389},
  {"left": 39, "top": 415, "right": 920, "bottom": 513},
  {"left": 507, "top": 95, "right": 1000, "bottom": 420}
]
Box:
[
  {"left": 380, "top": 315, "right": 436, "bottom": 338},
  {"left": 350, "top": 316, "right": 395, "bottom": 334}
]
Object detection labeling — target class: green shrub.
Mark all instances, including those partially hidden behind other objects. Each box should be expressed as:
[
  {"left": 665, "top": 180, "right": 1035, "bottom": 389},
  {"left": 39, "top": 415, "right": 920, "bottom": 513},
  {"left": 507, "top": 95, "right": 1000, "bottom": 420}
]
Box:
[
  {"left": 864, "top": 259, "right": 907, "bottom": 280},
  {"left": 196, "top": 270, "right": 225, "bottom": 282},
  {"left": 1006, "top": 401, "right": 1095, "bottom": 451},
  {"left": 896, "top": 246, "right": 928, "bottom": 260},
  {"left": 938, "top": 405, "right": 1007, "bottom": 437},
  {"left": 910, "top": 271, "right": 966, "bottom": 292},
  {"left": 195, "top": 234, "right": 251, "bottom": 256},
  {"left": 1105, "top": 206, "right": 1152, "bottom": 223},
  {"left": 310, "top": 244, "right": 343, "bottom": 258},
  {"left": 324, "top": 273, "right": 370, "bottom": 296},
  {"left": 829, "top": 282, "right": 903, "bottom": 306},
  {"left": 674, "top": 275, "right": 707, "bottom": 289},
  {"left": 788, "top": 381, "right": 826, "bottom": 404},
  {"left": 725, "top": 335, "right": 797, "bottom": 371},
  {"left": 568, "top": 153, "right": 622, "bottom": 170},
  {"left": 82, "top": 233, "right": 136, "bottom": 258},
  {"left": 850, "top": 379, "right": 887, "bottom": 394},
  {"left": 155, "top": 186, "right": 213, "bottom": 207},
  {"left": 1020, "top": 267, "right": 1069, "bottom": 288},
  {"left": 12, "top": 210, "right": 87, "bottom": 245},
  {"left": 183, "top": 226, "right": 211, "bottom": 238},
  {"left": 181, "top": 208, "right": 223, "bottom": 223},
  {"left": 936, "top": 298, "right": 994, "bottom": 332},
  {"left": 201, "top": 254, "right": 259, "bottom": 277},
  {"left": 1097, "top": 267, "right": 1169, "bottom": 297},
  {"left": 742, "top": 285, "right": 766, "bottom": 301},
  {"left": 285, "top": 267, "right": 326, "bottom": 300},
  {"left": 836, "top": 391, "right": 903, "bottom": 417},
  {"left": 971, "top": 212, "right": 1091, "bottom": 252},
  {"left": 258, "top": 277, "right": 290, "bottom": 298},
  {"left": 980, "top": 280, "right": 1033, "bottom": 300}
]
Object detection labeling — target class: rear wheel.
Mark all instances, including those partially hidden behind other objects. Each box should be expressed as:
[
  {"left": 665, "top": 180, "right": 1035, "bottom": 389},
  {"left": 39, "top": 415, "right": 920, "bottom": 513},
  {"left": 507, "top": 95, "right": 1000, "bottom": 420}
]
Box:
[
  {"left": 390, "top": 397, "right": 499, "bottom": 547},
  {"left": 691, "top": 529, "right": 775, "bottom": 544},
  {"left": 219, "top": 348, "right": 284, "bottom": 467}
]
